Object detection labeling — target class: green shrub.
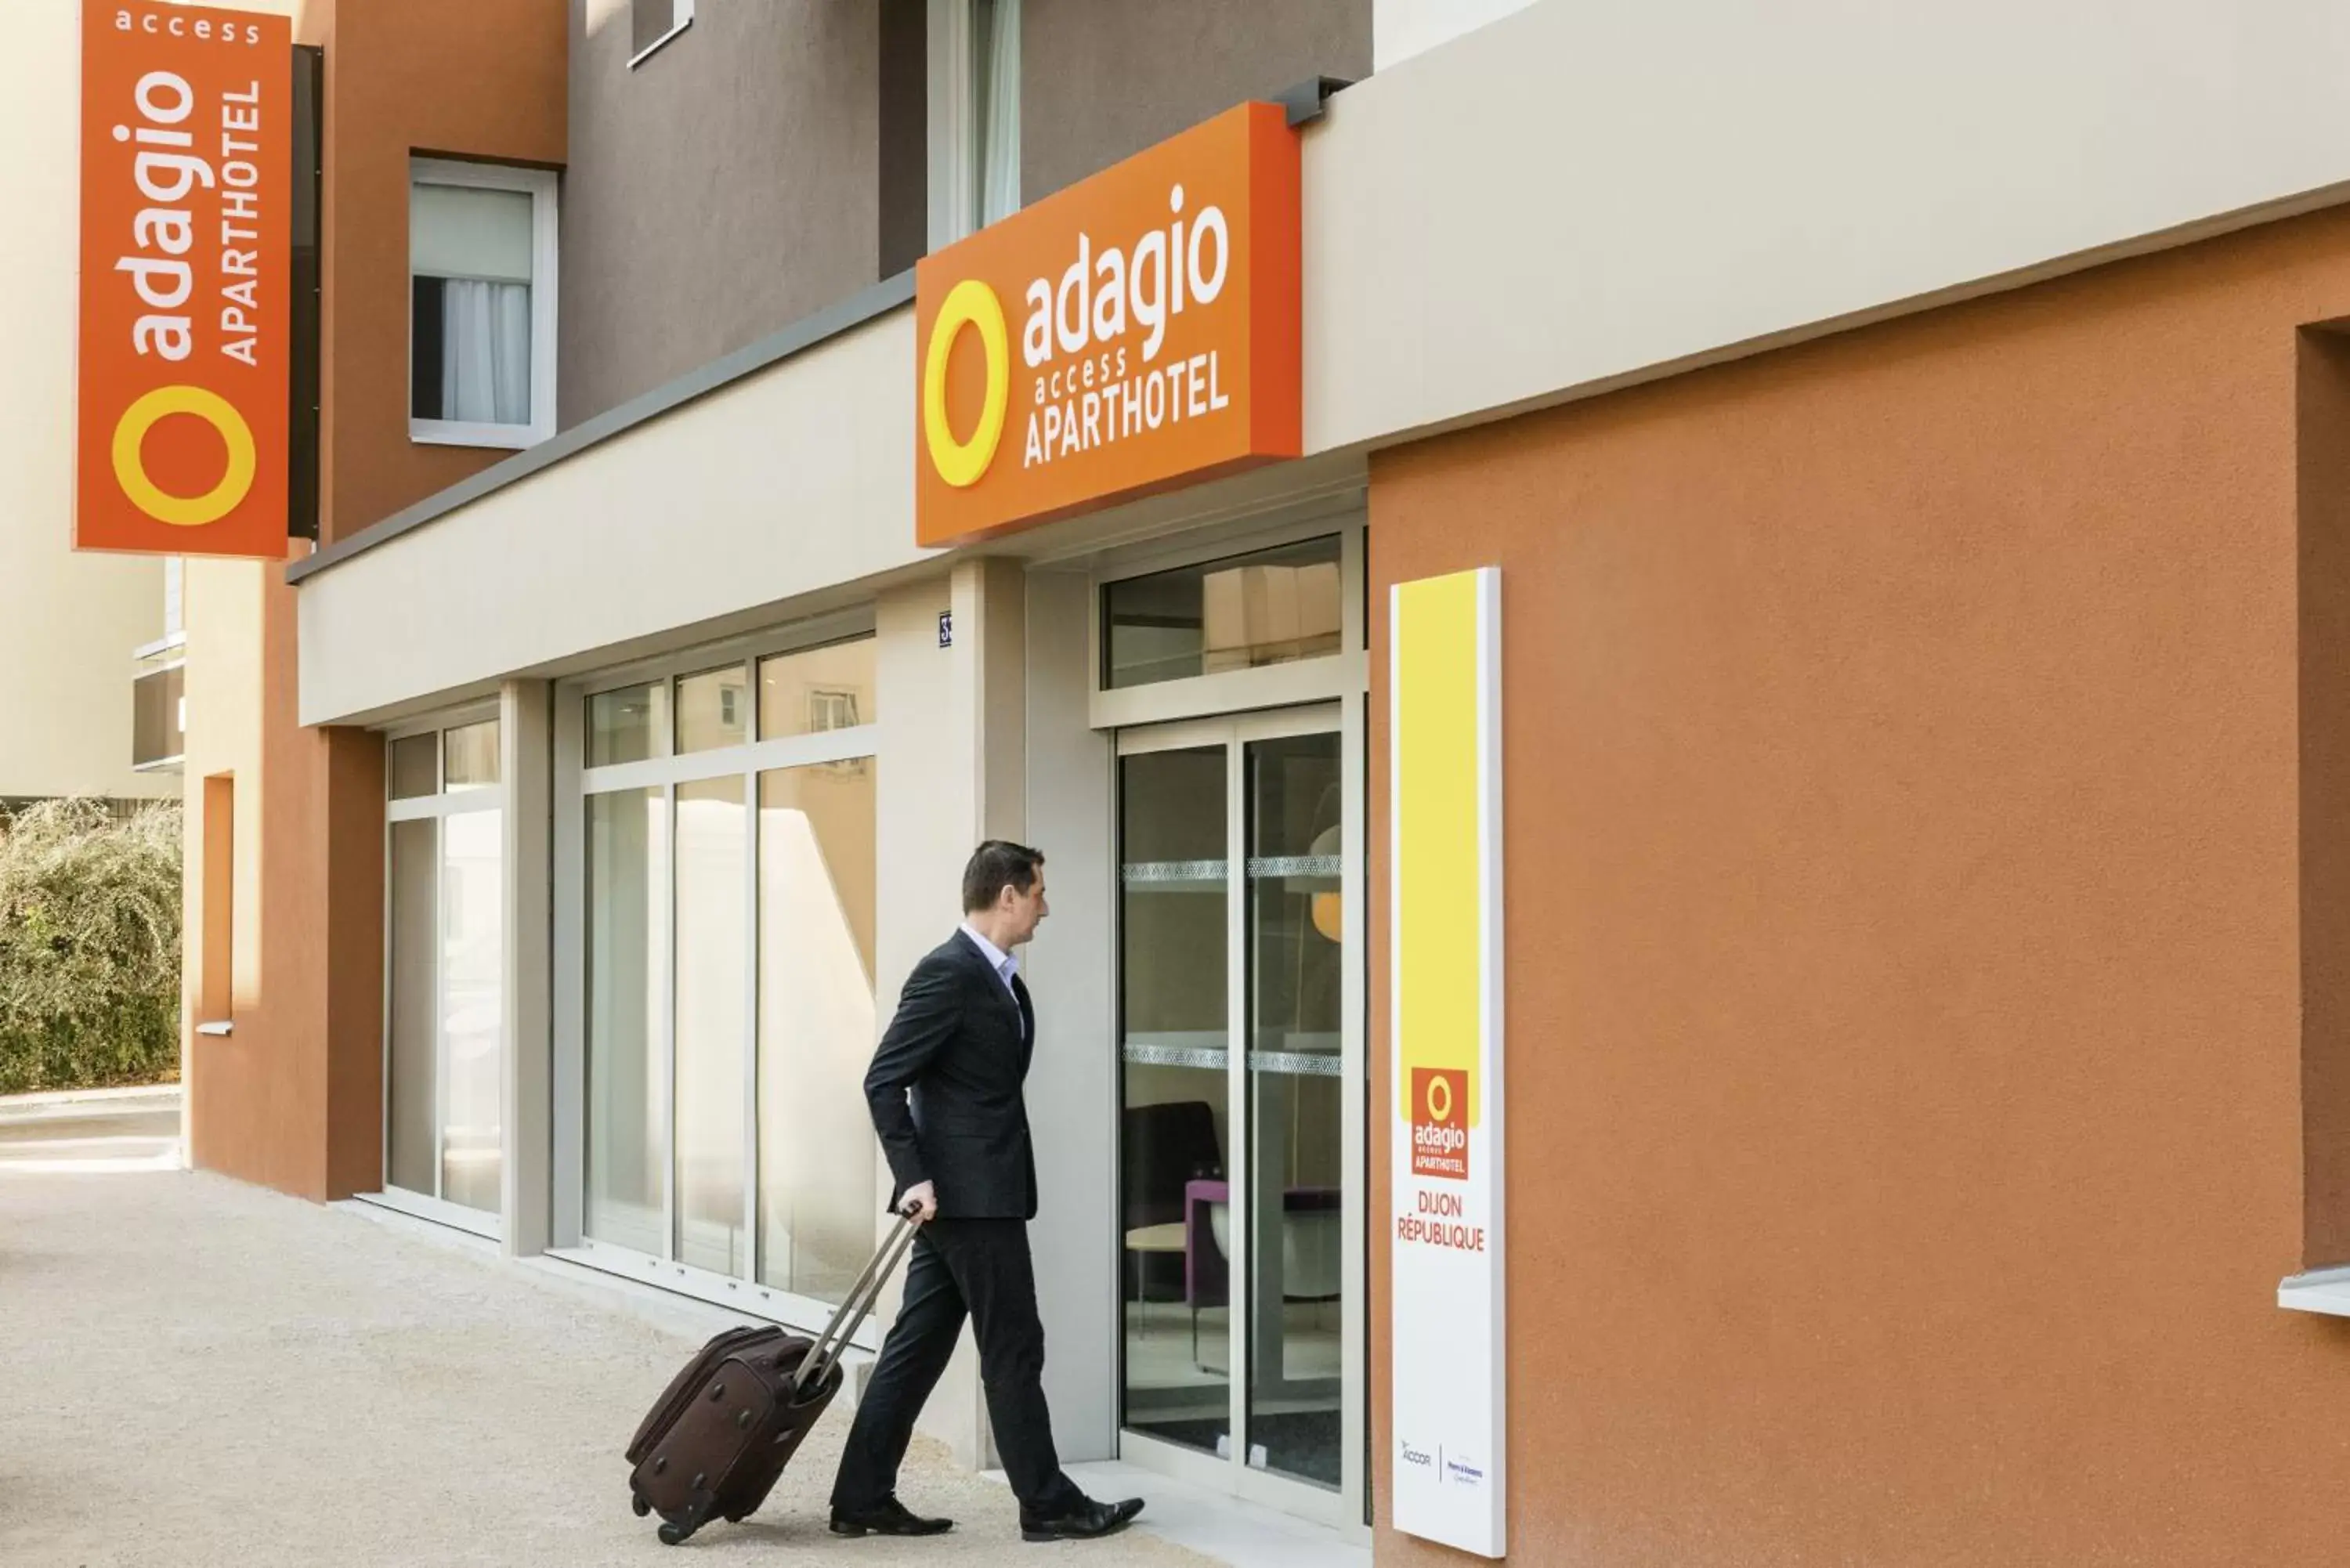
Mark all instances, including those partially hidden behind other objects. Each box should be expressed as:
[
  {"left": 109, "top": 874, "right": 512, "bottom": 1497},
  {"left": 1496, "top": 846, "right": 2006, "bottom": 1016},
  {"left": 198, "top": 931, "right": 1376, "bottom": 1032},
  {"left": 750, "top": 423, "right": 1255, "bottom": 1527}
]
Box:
[{"left": 0, "top": 799, "right": 183, "bottom": 1096}]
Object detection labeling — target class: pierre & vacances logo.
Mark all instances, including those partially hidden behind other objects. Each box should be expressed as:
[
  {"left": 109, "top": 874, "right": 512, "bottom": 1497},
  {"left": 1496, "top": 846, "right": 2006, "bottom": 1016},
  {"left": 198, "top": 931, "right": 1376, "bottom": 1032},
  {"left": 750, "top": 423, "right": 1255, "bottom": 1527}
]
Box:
[{"left": 1401, "top": 1440, "right": 1486, "bottom": 1489}]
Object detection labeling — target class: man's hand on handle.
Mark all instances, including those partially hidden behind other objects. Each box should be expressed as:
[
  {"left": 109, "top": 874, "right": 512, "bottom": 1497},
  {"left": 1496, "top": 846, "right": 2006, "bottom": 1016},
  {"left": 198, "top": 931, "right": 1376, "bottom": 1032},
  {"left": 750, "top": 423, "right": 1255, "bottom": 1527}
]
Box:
[{"left": 901, "top": 1181, "right": 938, "bottom": 1225}]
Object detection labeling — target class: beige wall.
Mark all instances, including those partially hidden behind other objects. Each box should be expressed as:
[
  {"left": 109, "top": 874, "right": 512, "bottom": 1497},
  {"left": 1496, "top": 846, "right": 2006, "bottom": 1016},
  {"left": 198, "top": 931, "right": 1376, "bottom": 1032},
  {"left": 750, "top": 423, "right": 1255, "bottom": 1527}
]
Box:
[
  {"left": 1303, "top": 0, "right": 2350, "bottom": 457},
  {"left": 873, "top": 572, "right": 989, "bottom": 1468},
  {"left": 0, "top": 0, "right": 183, "bottom": 802},
  {"left": 297, "top": 313, "right": 927, "bottom": 727},
  {"left": 1371, "top": 0, "right": 1535, "bottom": 70}
]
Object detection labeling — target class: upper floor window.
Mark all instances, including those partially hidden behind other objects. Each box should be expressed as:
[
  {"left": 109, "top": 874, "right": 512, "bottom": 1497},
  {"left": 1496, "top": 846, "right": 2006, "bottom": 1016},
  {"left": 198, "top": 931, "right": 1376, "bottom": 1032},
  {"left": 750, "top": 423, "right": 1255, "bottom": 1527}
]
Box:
[
  {"left": 410, "top": 159, "right": 558, "bottom": 450},
  {"left": 631, "top": 0, "right": 693, "bottom": 67},
  {"left": 968, "top": 0, "right": 1020, "bottom": 229},
  {"left": 928, "top": 0, "right": 1021, "bottom": 248}
]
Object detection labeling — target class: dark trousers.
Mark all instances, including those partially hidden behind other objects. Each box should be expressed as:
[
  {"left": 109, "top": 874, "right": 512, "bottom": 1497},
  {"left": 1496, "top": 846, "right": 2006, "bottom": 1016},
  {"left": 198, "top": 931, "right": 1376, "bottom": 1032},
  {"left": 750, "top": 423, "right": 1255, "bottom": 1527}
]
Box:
[{"left": 832, "top": 1218, "right": 1082, "bottom": 1515}]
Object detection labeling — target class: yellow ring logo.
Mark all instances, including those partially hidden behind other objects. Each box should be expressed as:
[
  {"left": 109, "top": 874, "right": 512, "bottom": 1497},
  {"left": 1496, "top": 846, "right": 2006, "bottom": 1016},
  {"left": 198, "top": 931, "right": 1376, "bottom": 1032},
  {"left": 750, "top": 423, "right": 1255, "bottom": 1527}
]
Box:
[
  {"left": 111, "top": 385, "right": 257, "bottom": 528},
  {"left": 922, "top": 279, "right": 1009, "bottom": 489},
  {"left": 1426, "top": 1073, "right": 1454, "bottom": 1124}
]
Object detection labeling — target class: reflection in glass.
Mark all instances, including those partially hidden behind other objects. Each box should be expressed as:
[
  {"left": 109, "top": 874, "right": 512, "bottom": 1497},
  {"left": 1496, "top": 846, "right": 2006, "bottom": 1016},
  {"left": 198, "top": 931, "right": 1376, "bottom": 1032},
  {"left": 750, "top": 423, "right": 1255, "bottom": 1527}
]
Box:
[
  {"left": 387, "top": 818, "right": 438, "bottom": 1194},
  {"left": 440, "top": 811, "right": 504, "bottom": 1212},
  {"left": 443, "top": 720, "right": 501, "bottom": 791},
  {"left": 1242, "top": 733, "right": 1344, "bottom": 1490},
  {"left": 1118, "top": 745, "right": 1232, "bottom": 1461},
  {"left": 758, "top": 638, "right": 877, "bottom": 742},
  {"left": 588, "top": 684, "right": 667, "bottom": 768},
  {"left": 1103, "top": 537, "right": 1342, "bottom": 690},
  {"left": 757, "top": 759, "right": 878, "bottom": 1303},
  {"left": 390, "top": 734, "right": 439, "bottom": 800},
  {"left": 587, "top": 787, "right": 666, "bottom": 1255},
  {"left": 674, "top": 777, "right": 747, "bottom": 1275},
  {"left": 676, "top": 664, "right": 750, "bottom": 754}
]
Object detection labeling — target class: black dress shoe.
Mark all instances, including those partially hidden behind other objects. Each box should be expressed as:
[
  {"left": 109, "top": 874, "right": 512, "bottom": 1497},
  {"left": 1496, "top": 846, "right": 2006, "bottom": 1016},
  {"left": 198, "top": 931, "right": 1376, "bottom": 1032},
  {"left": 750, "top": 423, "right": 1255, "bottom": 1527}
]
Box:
[
  {"left": 829, "top": 1495, "right": 954, "bottom": 1537},
  {"left": 1019, "top": 1494, "right": 1144, "bottom": 1542}
]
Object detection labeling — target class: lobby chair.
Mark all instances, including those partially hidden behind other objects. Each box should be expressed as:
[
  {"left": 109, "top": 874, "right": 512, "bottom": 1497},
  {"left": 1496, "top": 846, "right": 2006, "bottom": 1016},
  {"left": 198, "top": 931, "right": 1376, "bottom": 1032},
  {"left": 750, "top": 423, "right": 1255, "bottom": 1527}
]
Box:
[{"left": 1120, "top": 1100, "right": 1223, "bottom": 1326}]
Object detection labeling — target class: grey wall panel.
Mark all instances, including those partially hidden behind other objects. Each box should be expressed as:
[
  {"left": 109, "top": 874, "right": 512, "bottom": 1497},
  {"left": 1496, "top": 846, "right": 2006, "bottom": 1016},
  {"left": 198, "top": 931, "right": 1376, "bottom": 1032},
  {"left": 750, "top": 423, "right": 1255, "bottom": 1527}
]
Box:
[
  {"left": 563, "top": 0, "right": 882, "bottom": 428},
  {"left": 1020, "top": 0, "right": 1370, "bottom": 205}
]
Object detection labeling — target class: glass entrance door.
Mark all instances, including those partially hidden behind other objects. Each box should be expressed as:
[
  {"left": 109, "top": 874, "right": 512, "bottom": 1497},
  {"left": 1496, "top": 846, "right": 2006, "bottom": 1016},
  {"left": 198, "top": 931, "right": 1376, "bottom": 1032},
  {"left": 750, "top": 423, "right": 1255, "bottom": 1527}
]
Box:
[{"left": 1116, "top": 706, "right": 1355, "bottom": 1519}]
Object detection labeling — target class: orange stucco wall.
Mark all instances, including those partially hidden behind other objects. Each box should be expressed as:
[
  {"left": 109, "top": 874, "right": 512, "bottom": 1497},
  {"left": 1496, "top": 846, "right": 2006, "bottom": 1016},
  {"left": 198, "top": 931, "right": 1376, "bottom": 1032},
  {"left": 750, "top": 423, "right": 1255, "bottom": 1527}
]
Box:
[
  {"left": 307, "top": 0, "right": 566, "bottom": 544},
  {"left": 1369, "top": 207, "right": 2350, "bottom": 1563},
  {"left": 183, "top": 1, "right": 562, "bottom": 1201},
  {"left": 183, "top": 559, "right": 382, "bottom": 1201}
]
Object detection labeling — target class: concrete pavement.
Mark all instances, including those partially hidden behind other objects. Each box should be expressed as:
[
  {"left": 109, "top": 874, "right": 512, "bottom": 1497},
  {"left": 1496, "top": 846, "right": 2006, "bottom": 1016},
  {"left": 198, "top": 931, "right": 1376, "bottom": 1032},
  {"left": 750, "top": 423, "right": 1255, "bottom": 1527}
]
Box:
[
  {"left": 0, "top": 1083, "right": 182, "bottom": 1174},
  {"left": 0, "top": 1156, "right": 1219, "bottom": 1566}
]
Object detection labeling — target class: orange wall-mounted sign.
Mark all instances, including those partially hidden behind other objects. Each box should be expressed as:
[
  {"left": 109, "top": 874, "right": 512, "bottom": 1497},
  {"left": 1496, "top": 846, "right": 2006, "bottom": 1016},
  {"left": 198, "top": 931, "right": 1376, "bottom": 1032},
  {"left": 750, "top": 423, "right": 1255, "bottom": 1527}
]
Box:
[
  {"left": 913, "top": 101, "right": 1302, "bottom": 547},
  {"left": 77, "top": 2, "right": 291, "bottom": 558}
]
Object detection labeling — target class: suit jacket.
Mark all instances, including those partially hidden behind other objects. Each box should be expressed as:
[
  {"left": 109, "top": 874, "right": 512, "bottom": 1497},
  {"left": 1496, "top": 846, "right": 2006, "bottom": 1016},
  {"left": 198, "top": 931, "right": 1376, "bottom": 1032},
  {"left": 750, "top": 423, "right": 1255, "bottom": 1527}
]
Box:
[{"left": 864, "top": 929, "right": 1038, "bottom": 1220}]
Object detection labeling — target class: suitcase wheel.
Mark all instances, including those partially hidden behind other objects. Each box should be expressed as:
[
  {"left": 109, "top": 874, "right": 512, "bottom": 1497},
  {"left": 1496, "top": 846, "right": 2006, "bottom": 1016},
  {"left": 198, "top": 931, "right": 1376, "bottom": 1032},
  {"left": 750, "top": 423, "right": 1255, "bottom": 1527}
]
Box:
[
  {"left": 657, "top": 1520, "right": 692, "bottom": 1546},
  {"left": 631, "top": 1492, "right": 651, "bottom": 1519}
]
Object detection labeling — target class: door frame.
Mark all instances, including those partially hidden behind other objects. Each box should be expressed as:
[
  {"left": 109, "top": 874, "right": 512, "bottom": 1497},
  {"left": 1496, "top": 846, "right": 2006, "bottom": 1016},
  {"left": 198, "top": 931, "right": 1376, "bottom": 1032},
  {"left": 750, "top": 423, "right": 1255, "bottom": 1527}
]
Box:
[
  {"left": 1111, "top": 699, "right": 1366, "bottom": 1534},
  {"left": 377, "top": 704, "right": 505, "bottom": 1243}
]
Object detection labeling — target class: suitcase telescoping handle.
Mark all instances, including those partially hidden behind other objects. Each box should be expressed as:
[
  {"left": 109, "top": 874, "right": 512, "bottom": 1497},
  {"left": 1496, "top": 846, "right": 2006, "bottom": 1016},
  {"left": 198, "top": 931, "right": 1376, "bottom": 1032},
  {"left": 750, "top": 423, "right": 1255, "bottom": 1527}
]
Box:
[{"left": 790, "top": 1205, "right": 921, "bottom": 1398}]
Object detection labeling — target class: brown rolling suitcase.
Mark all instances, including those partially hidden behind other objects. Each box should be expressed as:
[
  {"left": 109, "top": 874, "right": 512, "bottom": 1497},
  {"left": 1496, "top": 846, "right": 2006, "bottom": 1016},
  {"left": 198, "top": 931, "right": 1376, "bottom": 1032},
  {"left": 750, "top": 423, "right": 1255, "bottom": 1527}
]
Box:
[{"left": 625, "top": 1213, "right": 919, "bottom": 1545}]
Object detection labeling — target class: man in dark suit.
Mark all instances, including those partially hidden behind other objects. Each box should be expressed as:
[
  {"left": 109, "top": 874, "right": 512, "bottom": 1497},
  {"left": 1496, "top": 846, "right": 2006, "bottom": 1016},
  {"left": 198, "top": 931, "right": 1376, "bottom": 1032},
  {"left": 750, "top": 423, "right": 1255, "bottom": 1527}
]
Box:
[{"left": 830, "top": 840, "right": 1145, "bottom": 1545}]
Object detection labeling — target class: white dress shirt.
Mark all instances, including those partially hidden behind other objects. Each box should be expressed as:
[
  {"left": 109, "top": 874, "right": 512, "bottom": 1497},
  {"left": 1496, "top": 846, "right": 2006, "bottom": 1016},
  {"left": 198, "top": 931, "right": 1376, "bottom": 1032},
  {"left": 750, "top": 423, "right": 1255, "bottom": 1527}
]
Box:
[{"left": 960, "top": 922, "right": 1021, "bottom": 999}]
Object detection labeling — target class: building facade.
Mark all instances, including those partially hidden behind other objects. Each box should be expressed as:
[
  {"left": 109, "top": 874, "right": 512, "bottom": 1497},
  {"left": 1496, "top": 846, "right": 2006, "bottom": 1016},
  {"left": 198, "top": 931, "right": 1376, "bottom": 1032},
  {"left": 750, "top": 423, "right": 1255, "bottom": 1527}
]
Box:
[
  {"left": 2, "top": 1, "right": 189, "bottom": 809},
  {"left": 183, "top": 0, "right": 2350, "bottom": 1561}
]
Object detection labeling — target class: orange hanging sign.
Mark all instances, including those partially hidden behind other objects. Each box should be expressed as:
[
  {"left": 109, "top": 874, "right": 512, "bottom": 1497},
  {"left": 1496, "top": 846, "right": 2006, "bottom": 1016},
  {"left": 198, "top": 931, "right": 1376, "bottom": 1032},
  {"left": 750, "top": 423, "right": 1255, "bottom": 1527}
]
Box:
[
  {"left": 913, "top": 101, "right": 1302, "bottom": 547},
  {"left": 77, "top": 2, "right": 291, "bottom": 558}
]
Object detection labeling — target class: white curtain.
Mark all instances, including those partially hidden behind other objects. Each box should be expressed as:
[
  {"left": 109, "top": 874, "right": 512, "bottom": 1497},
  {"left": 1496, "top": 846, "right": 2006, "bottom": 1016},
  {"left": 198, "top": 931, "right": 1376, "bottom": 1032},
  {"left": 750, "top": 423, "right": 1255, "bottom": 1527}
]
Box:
[
  {"left": 441, "top": 279, "right": 532, "bottom": 427},
  {"left": 974, "top": 0, "right": 1021, "bottom": 227}
]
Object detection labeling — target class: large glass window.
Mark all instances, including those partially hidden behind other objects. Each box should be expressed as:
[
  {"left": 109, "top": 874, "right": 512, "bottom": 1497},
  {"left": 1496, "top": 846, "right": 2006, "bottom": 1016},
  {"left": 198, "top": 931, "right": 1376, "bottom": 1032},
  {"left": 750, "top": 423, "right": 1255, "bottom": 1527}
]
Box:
[
  {"left": 440, "top": 811, "right": 505, "bottom": 1212},
  {"left": 1103, "top": 537, "right": 1343, "bottom": 691},
  {"left": 677, "top": 665, "right": 749, "bottom": 754},
  {"left": 579, "top": 635, "right": 880, "bottom": 1311},
  {"left": 674, "top": 776, "right": 747, "bottom": 1275},
  {"left": 587, "top": 787, "right": 667, "bottom": 1255},
  {"left": 1116, "top": 716, "right": 1352, "bottom": 1501},
  {"left": 387, "top": 818, "right": 439, "bottom": 1194},
  {"left": 383, "top": 718, "right": 505, "bottom": 1225},
  {"left": 1119, "top": 746, "right": 1233, "bottom": 1459},
  {"left": 757, "top": 757, "right": 879, "bottom": 1302}
]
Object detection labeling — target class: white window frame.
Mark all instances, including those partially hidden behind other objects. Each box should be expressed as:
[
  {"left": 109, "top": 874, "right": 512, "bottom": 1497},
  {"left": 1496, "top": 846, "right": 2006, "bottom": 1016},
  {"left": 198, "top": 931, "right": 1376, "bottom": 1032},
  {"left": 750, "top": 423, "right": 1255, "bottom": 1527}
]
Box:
[
  {"left": 408, "top": 158, "right": 559, "bottom": 451},
  {"left": 628, "top": 0, "right": 695, "bottom": 68},
  {"left": 550, "top": 611, "right": 887, "bottom": 1340},
  {"left": 927, "top": 0, "right": 1019, "bottom": 248},
  {"left": 374, "top": 702, "right": 507, "bottom": 1244},
  {"left": 1086, "top": 507, "right": 1368, "bottom": 732},
  {"left": 1109, "top": 703, "right": 1365, "bottom": 1533}
]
